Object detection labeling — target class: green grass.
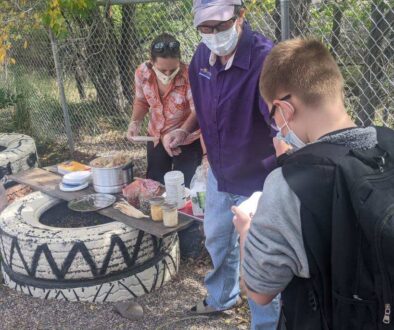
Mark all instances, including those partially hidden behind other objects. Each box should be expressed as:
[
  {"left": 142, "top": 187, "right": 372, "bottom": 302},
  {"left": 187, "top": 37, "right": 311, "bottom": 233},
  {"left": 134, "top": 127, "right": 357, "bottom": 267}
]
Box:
[{"left": 1, "top": 66, "right": 130, "bottom": 139}]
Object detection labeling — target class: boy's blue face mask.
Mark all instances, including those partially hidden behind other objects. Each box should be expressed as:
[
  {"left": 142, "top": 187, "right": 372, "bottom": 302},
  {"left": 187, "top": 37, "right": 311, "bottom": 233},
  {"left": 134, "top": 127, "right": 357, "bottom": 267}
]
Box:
[
  {"left": 276, "top": 130, "right": 306, "bottom": 151},
  {"left": 275, "top": 108, "right": 306, "bottom": 151}
]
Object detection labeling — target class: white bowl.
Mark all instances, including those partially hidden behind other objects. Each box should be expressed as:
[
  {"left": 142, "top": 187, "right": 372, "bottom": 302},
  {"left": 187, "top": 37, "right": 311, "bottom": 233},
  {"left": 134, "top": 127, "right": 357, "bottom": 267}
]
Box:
[
  {"left": 59, "top": 182, "right": 89, "bottom": 192},
  {"left": 62, "top": 171, "right": 91, "bottom": 186}
]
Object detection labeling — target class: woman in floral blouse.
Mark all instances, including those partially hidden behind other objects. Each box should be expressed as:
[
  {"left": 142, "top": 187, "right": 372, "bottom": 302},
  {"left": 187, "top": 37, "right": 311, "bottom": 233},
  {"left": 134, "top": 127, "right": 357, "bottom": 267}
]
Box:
[{"left": 127, "top": 33, "right": 202, "bottom": 186}]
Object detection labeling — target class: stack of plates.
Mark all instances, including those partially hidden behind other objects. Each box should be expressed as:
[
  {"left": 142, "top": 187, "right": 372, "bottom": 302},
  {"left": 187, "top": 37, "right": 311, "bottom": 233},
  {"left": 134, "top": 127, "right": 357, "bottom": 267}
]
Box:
[{"left": 59, "top": 171, "right": 91, "bottom": 192}]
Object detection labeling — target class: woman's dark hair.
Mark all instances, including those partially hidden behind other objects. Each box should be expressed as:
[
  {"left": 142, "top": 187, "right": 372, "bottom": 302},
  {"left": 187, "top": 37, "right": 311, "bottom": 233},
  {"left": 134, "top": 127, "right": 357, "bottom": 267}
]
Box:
[{"left": 150, "top": 33, "right": 181, "bottom": 62}]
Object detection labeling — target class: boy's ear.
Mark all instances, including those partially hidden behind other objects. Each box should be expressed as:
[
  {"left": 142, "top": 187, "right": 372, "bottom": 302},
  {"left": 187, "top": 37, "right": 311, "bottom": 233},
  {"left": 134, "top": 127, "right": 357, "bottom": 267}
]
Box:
[{"left": 279, "top": 101, "right": 295, "bottom": 122}]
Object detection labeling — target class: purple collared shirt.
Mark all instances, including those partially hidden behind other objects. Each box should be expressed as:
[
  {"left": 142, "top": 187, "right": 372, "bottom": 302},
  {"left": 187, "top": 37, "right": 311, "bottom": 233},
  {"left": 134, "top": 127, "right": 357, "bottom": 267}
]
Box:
[{"left": 189, "top": 22, "right": 275, "bottom": 196}]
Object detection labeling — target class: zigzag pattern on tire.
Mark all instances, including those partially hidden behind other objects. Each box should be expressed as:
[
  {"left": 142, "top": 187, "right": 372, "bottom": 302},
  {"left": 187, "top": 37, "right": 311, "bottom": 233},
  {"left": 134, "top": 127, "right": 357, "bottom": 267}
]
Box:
[
  {"left": 1, "top": 228, "right": 167, "bottom": 281},
  {"left": 0, "top": 192, "right": 180, "bottom": 302},
  {"left": 2, "top": 237, "right": 180, "bottom": 302}
]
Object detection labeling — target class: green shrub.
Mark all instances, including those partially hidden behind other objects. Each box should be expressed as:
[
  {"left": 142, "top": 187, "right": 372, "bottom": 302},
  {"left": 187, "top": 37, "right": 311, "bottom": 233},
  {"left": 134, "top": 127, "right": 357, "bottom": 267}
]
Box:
[{"left": 0, "top": 88, "right": 20, "bottom": 109}]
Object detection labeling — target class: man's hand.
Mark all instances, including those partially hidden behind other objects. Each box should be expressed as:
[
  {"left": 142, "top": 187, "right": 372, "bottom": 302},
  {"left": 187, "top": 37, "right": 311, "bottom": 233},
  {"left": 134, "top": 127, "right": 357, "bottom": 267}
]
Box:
[
  {"left": 232, "top": 205, "right": 252, "bottom": 238},
  {"left": 162, "top": 129, "right": 189, "bottom": 157},
  {"left": 127, "top": 120, "right": 142, "bottom": 141},
  {"left": 273, "top": 136, "right": 292, "bottom": 157}
]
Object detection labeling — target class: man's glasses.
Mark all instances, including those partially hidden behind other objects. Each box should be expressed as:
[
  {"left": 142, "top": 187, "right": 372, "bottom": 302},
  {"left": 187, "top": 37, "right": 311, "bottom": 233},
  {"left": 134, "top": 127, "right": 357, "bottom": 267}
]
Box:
[
  {"left": 152, "top": 41, "right": 180, "bottom": 53},
  {"left": 197, "top": 16, "right": 237, "bottom": 34},
  {"left": 269, "top": 94, "right": 291, "bottom": 130}
]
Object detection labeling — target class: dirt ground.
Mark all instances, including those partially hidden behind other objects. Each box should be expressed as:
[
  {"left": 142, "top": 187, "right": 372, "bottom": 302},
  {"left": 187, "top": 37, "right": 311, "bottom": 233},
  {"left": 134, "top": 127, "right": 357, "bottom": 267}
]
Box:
[{"left": 0, "top": 185, "right": 251, "bottom": 330}]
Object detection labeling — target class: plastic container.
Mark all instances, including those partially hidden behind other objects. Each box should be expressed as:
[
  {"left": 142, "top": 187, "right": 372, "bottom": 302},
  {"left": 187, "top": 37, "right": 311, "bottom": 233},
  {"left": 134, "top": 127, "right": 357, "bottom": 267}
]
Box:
[
  {"left": 190, "top": 166, "right": 207, "bottom": 216},
  {"left": 164, "top": 171, "right": 185, "bottom": 209},
  {"left": 149, "top": 196, "right": 165, "bottom": 222},
  {"left": 162, "top": 202, "right": 178, "bottom": 227},
  {"left": 191, "top": 191, "right": 206, "bottom": 216}
]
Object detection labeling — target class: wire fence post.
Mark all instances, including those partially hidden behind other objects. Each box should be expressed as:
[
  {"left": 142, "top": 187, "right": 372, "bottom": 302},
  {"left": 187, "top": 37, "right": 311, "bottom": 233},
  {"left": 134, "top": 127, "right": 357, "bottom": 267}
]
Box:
[
  {"left": 49, "top": 29, "right": 75, "bottom": 157},
  {"left": 280, "top": 0, "right": 290, "bottom": 41}
]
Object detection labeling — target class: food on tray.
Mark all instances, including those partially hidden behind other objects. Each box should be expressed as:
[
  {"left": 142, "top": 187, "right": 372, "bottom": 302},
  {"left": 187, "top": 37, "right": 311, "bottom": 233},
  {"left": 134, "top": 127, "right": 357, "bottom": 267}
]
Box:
[
  {"left": 68, "top": 194, "right": 116, "bottom": 212},
  {"left": 90, "top": 152, "right": 131, "bottom": 168},
  {"left": 58, "top": 161, "right": 90, "bottom": 175},
  {"left": 114, "top": 200, "right": 149, "bottom": 219},
  {"left": 122, "top": 178, "right": 165, "bottom": 208}
]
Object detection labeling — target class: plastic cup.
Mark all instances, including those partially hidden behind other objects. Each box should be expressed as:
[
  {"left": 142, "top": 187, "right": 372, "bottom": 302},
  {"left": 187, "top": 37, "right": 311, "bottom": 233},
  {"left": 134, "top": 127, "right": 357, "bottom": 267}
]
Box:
[{"left": 164, "top": 171, "right": 185, "bottom": 209}]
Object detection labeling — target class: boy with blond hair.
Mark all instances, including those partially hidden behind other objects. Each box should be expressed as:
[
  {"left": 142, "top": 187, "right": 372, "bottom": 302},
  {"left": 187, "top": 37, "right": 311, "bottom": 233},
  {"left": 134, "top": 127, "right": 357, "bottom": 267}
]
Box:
[{"left": 233, "top": 38, "right": 394, "bottom": 329}]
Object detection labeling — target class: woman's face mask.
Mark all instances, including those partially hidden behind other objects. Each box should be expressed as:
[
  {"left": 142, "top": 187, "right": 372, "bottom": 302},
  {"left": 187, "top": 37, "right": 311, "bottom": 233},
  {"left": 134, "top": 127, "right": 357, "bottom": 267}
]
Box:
[
  {"left": 200, "top": 24, "right": 239, "bottom": 57},
  {"left": 152, "top": 65, "right": 180, "bottom": 85}
]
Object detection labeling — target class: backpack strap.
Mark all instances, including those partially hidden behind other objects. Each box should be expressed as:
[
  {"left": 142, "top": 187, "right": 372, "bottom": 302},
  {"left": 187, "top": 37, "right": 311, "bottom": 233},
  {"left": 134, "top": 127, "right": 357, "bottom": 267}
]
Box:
[{"left": 281, "top": 143, "right": 349, "bottom": 328}]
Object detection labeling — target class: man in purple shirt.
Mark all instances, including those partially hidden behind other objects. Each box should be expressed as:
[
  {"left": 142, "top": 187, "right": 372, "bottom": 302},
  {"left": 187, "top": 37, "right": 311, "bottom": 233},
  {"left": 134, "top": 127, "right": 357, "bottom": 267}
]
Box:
[{"left": 162, "top": 1, "right": 279, "bottom": 328}]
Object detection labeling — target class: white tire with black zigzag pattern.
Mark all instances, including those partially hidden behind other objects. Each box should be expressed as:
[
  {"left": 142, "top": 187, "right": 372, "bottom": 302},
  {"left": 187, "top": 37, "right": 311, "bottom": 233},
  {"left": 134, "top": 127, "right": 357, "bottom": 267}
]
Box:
[
  {"left": 0, "top": 192, "right": 179, "bottom": 302},
  {"left": 0, "top": 133, "right": 38, "bottom": 180}
]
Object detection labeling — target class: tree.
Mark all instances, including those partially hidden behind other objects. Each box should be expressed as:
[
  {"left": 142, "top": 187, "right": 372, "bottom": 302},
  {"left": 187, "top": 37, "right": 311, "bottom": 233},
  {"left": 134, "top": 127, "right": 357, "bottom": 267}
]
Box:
[
  {"left": 290, "top": 0, "right": 312, "bottom": 37},
  {"left": 82, "top": 6, "right": 125, "bottom": 114},
  {"left": 356, "top": 0, "right": 393, "bottom": 126},
  {"left": 118, "top": 4, "right": 138, "bottom": 106},
  {"left": 330, "top": 1, "right": 344, "bottom": 59}
]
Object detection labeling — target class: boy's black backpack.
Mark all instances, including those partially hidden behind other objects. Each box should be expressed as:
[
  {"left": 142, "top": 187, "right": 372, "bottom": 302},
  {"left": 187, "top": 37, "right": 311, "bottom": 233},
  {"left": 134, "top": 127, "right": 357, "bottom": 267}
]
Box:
[{"left": 280, "top": 126, "right": 394, "bottom": 330}]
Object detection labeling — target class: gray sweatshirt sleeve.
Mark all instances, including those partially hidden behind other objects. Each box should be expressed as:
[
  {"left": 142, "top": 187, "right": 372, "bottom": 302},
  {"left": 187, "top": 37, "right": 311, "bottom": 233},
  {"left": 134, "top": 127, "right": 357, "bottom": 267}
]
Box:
[{"left": 242, "top": 168, "right": 310, "bottom": 295}]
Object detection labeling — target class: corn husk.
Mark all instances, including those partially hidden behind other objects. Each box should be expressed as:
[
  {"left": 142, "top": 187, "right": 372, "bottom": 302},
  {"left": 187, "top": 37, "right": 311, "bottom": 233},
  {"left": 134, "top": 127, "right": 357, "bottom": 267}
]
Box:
[{"left": 114, "top": 200, "right": 149, "bottom": 219}]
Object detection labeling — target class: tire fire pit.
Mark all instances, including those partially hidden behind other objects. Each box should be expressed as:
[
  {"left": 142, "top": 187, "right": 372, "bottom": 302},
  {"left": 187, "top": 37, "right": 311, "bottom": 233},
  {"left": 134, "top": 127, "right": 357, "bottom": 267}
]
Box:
[
  {"left": 0, "top": 133, "right": 38, "bottom": 181},
  {"left": 0, "top": 192, "right": 179, "bottom": 302}
]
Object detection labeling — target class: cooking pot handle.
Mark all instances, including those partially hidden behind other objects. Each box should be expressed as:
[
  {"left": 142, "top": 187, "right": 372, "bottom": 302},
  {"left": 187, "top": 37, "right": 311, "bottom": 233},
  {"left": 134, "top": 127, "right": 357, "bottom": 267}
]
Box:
[
  {"left": 122, "top": 161, "right": 133, "bottom": 171},
  {"left": 122, "top": 161, "right": 134, "bottom": 183}
]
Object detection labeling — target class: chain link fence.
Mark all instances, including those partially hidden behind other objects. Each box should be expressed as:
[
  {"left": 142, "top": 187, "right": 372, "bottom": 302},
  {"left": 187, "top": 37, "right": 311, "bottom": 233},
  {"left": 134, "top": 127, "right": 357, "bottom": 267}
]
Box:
[{"left": 1, "top": 0, "right": 393, "bottom": 174}]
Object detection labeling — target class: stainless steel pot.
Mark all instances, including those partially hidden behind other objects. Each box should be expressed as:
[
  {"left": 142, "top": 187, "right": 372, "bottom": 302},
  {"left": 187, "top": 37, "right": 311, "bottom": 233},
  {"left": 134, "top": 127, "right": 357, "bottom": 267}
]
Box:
[{"left": 90, "top": 158, "right": 133, "bottom": 194}]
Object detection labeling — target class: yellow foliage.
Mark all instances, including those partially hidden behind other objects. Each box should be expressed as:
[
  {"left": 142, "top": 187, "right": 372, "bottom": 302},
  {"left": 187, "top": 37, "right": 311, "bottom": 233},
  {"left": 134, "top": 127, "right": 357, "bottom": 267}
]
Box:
[
  {"left": 0, "top": 1, "right": 42, "bottom": 65},
  {"left": 0, "top": 49, "right": 6, "bottom": 64},
  {"left": 0, "top": 0, "right": 94, "bottom": 65}
]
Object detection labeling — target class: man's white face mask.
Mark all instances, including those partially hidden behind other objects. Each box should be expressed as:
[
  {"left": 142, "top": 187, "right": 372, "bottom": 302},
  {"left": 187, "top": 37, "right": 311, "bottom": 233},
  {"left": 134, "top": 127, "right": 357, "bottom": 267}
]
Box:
[
  {"left": 200, "top": 24, "right": 239, "bottom": 57},
  {"left": 152, "top": 66, "right": 180, "bottom": 85}
]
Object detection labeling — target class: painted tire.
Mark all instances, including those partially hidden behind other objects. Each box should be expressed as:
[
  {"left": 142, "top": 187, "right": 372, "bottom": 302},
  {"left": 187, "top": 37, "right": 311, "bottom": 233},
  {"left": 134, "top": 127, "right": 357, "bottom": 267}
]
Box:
[
  {"left": 0, "top": 133, "right": 38, "bottom": 180},
  {"left": 0, "top": 192, "right": 179, "bottom": 302}
]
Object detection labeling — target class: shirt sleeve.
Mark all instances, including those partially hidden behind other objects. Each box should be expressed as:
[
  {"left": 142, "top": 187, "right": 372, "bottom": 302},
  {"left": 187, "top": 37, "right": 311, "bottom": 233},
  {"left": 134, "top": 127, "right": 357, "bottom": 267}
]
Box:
[
  {"left": 133, "top": 67, "right": 149, "bottom": 111},
  {"left": 242, "top": 168, "right": 310, "bottom": 295},
  {"left": 186, "top": 86, "right": 195, "bottom": 113}
]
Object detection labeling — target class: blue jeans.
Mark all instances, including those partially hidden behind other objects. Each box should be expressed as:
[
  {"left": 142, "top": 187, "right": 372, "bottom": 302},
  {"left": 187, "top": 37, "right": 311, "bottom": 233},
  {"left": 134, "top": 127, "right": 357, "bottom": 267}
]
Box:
[{"left": 204, "top": 169, "right": 280, "bottom": 330}]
